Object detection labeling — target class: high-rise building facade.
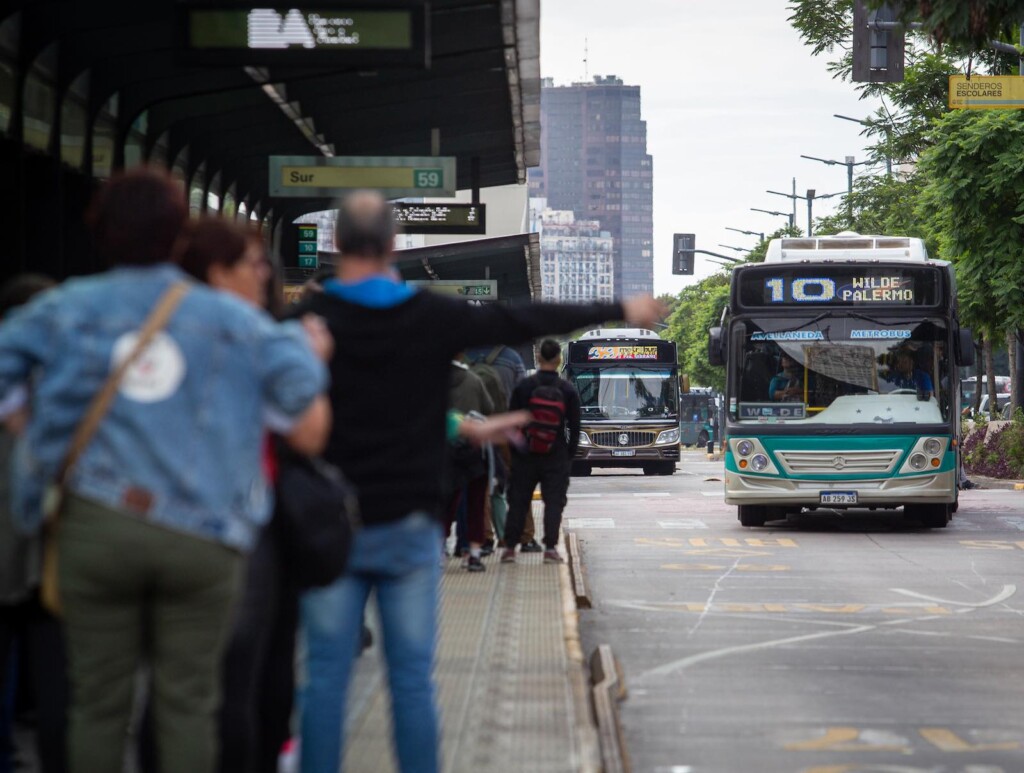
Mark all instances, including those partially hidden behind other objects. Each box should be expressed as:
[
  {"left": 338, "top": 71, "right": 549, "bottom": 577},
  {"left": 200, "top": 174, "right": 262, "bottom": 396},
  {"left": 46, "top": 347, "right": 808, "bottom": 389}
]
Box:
[
  {"left": 529, "top": 75, "right": 653, "bottom": 296},
  {"left": 530, "top": 200, "right": 614, "bottom": 302}
]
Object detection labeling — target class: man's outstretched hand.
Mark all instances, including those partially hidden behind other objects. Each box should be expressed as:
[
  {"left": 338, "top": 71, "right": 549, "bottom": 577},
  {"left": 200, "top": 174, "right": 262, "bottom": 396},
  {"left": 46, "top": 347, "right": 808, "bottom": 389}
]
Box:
[{"left": 622, "top": 296, "right": 668, "bottom": 329}]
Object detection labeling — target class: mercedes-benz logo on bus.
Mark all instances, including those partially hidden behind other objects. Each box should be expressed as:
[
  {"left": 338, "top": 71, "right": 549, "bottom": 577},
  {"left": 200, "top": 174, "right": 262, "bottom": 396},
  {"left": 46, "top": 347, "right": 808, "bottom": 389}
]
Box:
[
  {"left": 832, "top": 456, "right": 847, "bottom": 470},
  {"left": 618, "top": 433, "right": 629, "bottom": 446}
]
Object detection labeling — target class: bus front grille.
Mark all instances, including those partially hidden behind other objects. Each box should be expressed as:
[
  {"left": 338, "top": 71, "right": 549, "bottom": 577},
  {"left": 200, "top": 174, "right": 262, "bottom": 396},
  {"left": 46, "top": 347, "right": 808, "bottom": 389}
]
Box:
[
  {"left": 775, "top": 449, "right": 902, "bottom": 475},
  {"left": 591, "top": 430, "right": 657, "bottom": 448}
]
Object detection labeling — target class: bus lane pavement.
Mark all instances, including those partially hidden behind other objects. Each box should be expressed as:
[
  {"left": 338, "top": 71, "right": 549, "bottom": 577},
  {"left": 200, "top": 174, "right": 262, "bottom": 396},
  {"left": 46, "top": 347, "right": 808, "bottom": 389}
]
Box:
[{"left": 570, "top": 460, "right": 1024, "bottom": 773}]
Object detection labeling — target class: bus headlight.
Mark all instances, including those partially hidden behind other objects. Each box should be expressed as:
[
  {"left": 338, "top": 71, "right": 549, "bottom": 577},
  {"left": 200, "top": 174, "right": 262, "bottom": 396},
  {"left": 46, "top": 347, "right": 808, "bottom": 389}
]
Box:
[
  {"left": 736, "top": 440, "right": 754, "bottom": 457},
  {"left": 923, "top": 438, "right": 942, "bottom": 456},
  {"left": 750, "top": 454, "right": 769, "bottom": 472},
  {"left": 909, "top": 453, "right": 928, "bottom": 470},
  {"left": 655, "top": 428, "right": 680, "bottom": 445},
  {"left": 579, "top": 432, "right": 592, "bottom": 446}
]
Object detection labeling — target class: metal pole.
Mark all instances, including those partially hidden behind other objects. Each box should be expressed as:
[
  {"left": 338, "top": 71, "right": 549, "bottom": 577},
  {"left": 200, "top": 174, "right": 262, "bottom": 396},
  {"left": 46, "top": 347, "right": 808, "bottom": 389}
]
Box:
[
  {"left": 846, "top": 156, "right": 854, "bottom": 221},
  {"left": 791, "top": 177, "right": 797, "bottom": 227},
  {"left": 806, "top": 190, "right": 814, "bottom": 237}
]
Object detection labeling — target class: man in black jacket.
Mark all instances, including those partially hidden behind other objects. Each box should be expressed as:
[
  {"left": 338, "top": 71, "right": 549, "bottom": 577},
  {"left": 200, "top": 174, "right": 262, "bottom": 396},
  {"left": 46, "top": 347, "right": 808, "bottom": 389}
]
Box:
[
  {"left": 501, "top": 339, "right": 579, "bottom": 564},
  {"left": 295, "top": 190, "right": 662, "bottom": 773}
]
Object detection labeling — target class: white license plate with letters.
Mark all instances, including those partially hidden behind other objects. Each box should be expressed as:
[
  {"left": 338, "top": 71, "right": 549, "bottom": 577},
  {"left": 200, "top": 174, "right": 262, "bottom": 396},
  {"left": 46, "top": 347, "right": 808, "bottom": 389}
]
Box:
[
  {"left": 611, "top": 449, "right": 636, "bottom": 457},
  {"left": 820, "top": 491, "right": 858, "bottom": 505}
]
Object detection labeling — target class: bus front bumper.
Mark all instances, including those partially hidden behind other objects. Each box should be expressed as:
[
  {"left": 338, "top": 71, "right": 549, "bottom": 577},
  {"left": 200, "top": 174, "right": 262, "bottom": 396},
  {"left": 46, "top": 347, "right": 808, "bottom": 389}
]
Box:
[{"left": 723, "top": 470, "right": 957, "bottom": 507}]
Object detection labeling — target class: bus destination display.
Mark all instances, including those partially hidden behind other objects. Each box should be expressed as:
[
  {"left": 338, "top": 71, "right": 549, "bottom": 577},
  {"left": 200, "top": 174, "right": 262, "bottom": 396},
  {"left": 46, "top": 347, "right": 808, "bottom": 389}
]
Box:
[
  {"left": 392, "top": 203, "right": 486, "bottom": 234},
  {"left": 738, "top": 266, "right": 941, "bottom": 308}
]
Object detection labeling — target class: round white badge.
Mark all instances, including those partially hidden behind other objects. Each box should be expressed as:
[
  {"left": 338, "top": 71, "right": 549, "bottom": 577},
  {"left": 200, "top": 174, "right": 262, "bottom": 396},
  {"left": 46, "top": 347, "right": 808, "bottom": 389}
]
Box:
[{"left": 110, "top": 331, "right": 186, "bottom": 403}]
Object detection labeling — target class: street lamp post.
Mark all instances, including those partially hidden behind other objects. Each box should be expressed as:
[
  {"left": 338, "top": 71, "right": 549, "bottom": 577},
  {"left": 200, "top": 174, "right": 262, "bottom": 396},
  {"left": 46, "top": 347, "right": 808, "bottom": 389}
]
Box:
[
  {"left": 726, "top": 226, "right": 765, "bottom": 243},
  {"left": 800, "top": 153, "right": 872, "bottom": 219},
  {"left": 767, "top": 188, "right": 845, "bottom": 237},
  {"left": 750, "top": 207, "right": 795, "bottom": 230},
  {"left": 834, "top": 113, "right": 892, "bottom": 177},
  {"left": 718, "top": 244, "right": 749, "bottom": 254}
]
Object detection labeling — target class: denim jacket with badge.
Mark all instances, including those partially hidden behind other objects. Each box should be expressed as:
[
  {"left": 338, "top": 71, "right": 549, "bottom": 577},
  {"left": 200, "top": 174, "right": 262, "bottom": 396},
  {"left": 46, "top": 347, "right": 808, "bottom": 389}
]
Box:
[{"left": 0, "top": 265, "right": 327, "bottom": 551}]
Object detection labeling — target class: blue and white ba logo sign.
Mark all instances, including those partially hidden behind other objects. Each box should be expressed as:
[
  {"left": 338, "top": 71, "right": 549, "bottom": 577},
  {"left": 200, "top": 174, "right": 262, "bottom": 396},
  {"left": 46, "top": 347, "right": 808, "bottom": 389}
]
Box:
[{"left": 248, "top": 9, "right": 317, "bottom": 49}]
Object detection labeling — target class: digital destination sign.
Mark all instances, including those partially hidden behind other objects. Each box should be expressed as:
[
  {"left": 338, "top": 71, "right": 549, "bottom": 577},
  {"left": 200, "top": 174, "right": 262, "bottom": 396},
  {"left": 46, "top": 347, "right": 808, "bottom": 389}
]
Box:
[
  {"left": 179, "top": 5, "right": 425, "bottom": 66},
  {"left": 392, "top": 204, "right": 486, "bottom": 235},
  {"left": 737, "top": 266, "right": 942, "bottom": 308},
  {"left": 587, "top": 346, "right": 659, "bottom": 361}
]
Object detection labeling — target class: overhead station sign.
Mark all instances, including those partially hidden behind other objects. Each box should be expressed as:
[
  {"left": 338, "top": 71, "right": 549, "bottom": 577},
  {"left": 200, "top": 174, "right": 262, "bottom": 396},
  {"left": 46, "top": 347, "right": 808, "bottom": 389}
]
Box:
[
  {"left": 179, "top": 4, "right": 427, "bottom": 66},
  {"left": 949, "top": 75, "right": 1024, "bottom": 109},
  {"left": 392, "top": 203, "right": 486, "bottom": 234},
  {"left": 407, "top": 280, "right": 497, "bottom": 300},
  {"left": 269, "top": 156, "right": 456, "bottom": 198}
]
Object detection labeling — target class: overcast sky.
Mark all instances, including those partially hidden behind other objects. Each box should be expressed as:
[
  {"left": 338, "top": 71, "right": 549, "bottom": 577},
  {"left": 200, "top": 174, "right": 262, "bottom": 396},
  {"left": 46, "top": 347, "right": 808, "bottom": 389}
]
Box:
[{"left": 539, "top": 0, "right": 885, "bottom": 296}]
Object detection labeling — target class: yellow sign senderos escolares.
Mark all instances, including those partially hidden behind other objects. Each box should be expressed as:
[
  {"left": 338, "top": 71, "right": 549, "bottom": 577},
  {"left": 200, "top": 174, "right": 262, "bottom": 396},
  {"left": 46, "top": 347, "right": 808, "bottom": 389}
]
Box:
[{"left": 949, "top": 75, "right": 1024, "bottom": 109}]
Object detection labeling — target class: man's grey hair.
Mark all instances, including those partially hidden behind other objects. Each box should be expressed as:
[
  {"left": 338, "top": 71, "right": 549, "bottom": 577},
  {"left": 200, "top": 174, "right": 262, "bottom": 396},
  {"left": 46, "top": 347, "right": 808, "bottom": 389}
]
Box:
[{"left": 335, "top": 190, "right": 397, "bottom": 258}]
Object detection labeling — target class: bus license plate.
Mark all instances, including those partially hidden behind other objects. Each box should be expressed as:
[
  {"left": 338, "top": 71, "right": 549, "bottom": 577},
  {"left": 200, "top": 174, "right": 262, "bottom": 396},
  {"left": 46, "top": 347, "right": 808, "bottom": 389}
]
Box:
[
  {"left": 820, "top": 491, "right": 857, "bottom": 505},
  {"left": 612, "top": 450, "right": 635, "bottom": 457}
]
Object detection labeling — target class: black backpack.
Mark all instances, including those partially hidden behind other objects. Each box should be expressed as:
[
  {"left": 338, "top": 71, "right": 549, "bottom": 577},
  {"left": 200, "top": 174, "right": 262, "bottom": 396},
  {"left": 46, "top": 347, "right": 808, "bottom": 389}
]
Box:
[{"left": 525, "top": 382, "right": 566, "bottom": 455}]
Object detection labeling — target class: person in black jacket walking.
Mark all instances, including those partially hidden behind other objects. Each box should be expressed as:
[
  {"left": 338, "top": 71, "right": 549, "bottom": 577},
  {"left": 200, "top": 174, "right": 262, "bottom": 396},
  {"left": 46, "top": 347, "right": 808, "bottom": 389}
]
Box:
[
  {"left": 501, "top": 339, "right": 579, "bottom": 564},
  {"left": 295, "top": 190, "right": 663, "bottom": 773}
]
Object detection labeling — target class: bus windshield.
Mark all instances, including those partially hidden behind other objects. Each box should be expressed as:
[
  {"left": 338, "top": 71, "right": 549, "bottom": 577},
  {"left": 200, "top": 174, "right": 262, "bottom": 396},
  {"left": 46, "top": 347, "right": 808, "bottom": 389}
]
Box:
[
  {"left": 731, "top": 315, "right": 951, "bottom": 425},
  {"left": 569, "top": 366, "right": 679, "bottom": 420}
]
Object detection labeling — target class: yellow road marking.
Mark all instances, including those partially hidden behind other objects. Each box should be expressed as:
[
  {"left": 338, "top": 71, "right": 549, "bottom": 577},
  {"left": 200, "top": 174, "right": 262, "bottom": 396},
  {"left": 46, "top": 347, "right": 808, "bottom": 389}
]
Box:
[
  {"left": 784, "top": 726, "right": 910, "bottom": 752},
  {"left": 919, "top": 728, "right": 1020, "bottom": 752}
]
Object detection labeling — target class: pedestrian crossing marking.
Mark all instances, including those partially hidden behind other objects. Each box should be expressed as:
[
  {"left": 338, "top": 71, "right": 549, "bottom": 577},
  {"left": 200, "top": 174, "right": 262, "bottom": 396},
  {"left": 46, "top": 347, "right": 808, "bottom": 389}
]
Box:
[
  {"left": 657, "top": 520, "right": 708, "bottom": 529},
  {"left": 565, "top": 517, "right": 615, "bottom": 529}
]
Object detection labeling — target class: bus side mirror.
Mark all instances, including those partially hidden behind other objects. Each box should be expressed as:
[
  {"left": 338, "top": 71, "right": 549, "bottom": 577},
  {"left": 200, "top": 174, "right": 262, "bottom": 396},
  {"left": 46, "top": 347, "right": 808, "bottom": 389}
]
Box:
[
  {"left": 957, "top": 328, "right": 975, "bottom": 367},
  {"left": 708, "top": 327, "right": 725, "bottom": 367},
  {"left": 680, "top": 373, "right": 691, "bottom": 393}
]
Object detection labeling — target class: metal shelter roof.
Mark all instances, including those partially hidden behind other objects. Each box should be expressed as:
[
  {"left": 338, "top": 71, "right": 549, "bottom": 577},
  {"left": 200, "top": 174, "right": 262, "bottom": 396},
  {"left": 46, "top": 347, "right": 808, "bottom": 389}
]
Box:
[{"left": 0, "top": 0, "right": 540, "bottom": 283}]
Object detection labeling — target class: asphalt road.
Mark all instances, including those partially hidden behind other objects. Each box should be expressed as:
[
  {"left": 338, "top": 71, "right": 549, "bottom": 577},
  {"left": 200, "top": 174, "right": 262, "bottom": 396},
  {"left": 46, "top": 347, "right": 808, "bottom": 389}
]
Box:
[{"left": 572, "top": 449, "right": 1024, "bottom": 773}]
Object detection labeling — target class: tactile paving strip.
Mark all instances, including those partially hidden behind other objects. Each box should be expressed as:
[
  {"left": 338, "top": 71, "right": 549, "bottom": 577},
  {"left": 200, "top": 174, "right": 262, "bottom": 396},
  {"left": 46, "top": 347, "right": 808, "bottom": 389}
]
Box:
[{"left": 343, "top": 502, "right": 583, "bottom": 772}]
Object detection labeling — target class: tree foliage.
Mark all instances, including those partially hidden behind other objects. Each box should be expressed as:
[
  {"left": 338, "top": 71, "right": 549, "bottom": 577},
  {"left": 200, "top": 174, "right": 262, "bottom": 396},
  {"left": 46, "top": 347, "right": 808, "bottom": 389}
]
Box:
[
  {"left": 814, "top": 172, "right": 931, "bottom": 242},
  {"left": 877, "top": 1, "right": 1024, "bottom": 51},
  {"left": 665, "top": 273, "right": 730, "bottom": 391},
  {"left": 917, "top": 109, "right": 1024, "bottom": 332}
]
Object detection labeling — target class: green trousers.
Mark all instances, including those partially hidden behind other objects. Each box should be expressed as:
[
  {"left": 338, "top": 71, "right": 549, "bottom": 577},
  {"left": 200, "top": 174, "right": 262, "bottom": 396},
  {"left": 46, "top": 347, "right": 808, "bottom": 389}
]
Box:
[{"left": 58, "top": 494, "right": 242, "bottom": 773}]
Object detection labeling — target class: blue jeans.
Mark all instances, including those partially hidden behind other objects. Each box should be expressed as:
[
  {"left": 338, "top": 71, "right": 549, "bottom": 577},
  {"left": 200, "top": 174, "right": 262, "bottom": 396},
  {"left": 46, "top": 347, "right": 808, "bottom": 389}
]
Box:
[{"left": 299, "top": 512, "right": 442, "bottom": 773}]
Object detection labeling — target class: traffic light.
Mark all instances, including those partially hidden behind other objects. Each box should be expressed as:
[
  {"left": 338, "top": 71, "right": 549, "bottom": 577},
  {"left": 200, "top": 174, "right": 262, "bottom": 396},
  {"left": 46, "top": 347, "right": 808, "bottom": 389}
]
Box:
[
  {"left": 673, "top": 233, "right": 695, "bottom": 276},
  {"left": 852, "top": 1, "right": 905, "bottom": 83}
]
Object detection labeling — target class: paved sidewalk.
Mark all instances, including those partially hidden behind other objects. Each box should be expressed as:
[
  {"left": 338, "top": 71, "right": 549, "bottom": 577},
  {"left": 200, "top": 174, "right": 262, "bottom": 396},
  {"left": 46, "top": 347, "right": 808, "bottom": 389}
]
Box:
[{"left": 342, "top": 516, "right": 599, "bottom": 772}]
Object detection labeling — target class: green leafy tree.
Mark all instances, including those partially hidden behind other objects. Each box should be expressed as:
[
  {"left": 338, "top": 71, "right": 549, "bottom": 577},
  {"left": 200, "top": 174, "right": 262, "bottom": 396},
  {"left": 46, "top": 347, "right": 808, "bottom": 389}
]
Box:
[
  {"left": 744, "top": 225, "right": 803, "bottom": 263},
  {"left": 665, "top": 272, "right": 731, "bottom": 391},
  {"left": 813, "top": 172, "right": 931, "bottom": 241},
  {"left": 917, "top": 109, "right": 1024, "bottom": 336},
  {"left": 878, "top": 1, "right": 1024, "bottom": 50}
]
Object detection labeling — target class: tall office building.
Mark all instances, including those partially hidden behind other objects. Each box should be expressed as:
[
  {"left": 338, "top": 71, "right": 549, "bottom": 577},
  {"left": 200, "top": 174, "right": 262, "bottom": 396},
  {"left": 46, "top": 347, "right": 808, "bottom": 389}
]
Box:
[
  {"left": 529, "top": 75, "right": 653, "bottom": 296},
  {"left": 530, "top": 199, "right": 614, "bottom": 302}
]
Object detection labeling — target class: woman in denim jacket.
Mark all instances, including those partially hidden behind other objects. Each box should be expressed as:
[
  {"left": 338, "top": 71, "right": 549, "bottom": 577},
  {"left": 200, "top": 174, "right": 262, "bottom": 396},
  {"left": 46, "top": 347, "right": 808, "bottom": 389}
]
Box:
[{"left": 0, "top": 169, "right": 331, "bottom": 773}]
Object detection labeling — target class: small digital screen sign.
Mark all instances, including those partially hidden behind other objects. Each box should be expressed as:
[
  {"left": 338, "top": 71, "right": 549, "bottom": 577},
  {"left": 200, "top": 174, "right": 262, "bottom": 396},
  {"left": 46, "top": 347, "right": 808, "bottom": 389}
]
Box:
[
  {"left": 392, "top": 203, "right": 486, "bottom": 235},
  {"left": 179, "top": 4, "right": 426, "bottom": 66},
  {"left": 567, "top": 341, "right": 676, "bottom": 365},
  {"left": 737, "top": 265, "right": 943, "bottom": 309}
]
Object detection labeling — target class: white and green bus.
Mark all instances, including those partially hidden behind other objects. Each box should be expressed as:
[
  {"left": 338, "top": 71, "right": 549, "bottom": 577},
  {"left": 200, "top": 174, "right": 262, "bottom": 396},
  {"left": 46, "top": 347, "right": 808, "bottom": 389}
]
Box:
[{"left": 708, "top": 233, "right": 975, "bottom": 528}]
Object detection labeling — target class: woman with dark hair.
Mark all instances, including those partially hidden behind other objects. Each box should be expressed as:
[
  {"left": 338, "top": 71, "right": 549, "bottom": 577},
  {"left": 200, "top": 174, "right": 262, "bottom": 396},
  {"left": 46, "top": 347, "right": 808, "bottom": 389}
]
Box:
[
  {"left": 177, "top": 216, "right": 307, "bottom": 773},
  {"left": 0, "top": 168, "right": 331, "bottom": 773}
]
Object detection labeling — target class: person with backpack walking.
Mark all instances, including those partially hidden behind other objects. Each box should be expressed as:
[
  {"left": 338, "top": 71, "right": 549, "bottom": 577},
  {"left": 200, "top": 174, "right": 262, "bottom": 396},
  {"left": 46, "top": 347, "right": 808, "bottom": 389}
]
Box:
[
  {"left": 294, "top": 190, "right": 663, "bottom": 773},
  {"left": 501, "top": 339, "right": 580, "bottom": 564}
]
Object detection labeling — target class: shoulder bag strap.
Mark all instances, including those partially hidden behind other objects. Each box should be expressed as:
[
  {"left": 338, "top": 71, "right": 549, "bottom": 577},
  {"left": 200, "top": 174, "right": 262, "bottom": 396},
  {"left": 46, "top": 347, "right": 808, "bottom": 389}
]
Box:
[
  {"left": 485, "top": 346, "right": 502, "bottom": 365},
  {"left": 54, "top": 280, "right": 191, "bottom": 489}
]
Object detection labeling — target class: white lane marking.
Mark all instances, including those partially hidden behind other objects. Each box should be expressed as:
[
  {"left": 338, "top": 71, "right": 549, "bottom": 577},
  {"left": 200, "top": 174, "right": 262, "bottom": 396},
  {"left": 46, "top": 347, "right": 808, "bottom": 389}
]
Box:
[
  {"left": 889, "top": 585, "right": 1016, "bottom": 608},
  {"left": 887, "top": 628, "right": 1021, "bottom": 644},
  {"left": 567, "top": 493, "right": 602, "bottom": 499},
  {"left": 658, "top": 520, "right": 708, "bottom": 530},
  {"left": 639, "top": 623, "right": 877, "bottom": 680},
  {"left": 635, "top": 492, "right": 671, "bottom": 497},
  {"left": 565, "top": 517, "right": 615, "bottom": 529},
  {"left": 700, "top": 491, "right": 724, "bottom": 497},
  {"left": 688, "top": 556, "right": 743, "bottom": 637},
  {"left": 998, "top": 517, "right": 1024, "bottom": 530}
]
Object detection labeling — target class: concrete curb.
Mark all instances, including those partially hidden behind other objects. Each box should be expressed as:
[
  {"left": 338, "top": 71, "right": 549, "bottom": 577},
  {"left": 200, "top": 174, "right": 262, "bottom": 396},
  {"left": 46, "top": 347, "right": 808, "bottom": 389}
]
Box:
[
  {"left": 589, "top": 644, "right": 631, "bottom": 773},
  {"left": 557, "top": 532, "right": 602, "bottom": 773},
  {"left": 565, "top": 532, "right": 592, "bottom": 609},
  {"left": 967, "top": 475, "right": 1024, "bottom": 491}
]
